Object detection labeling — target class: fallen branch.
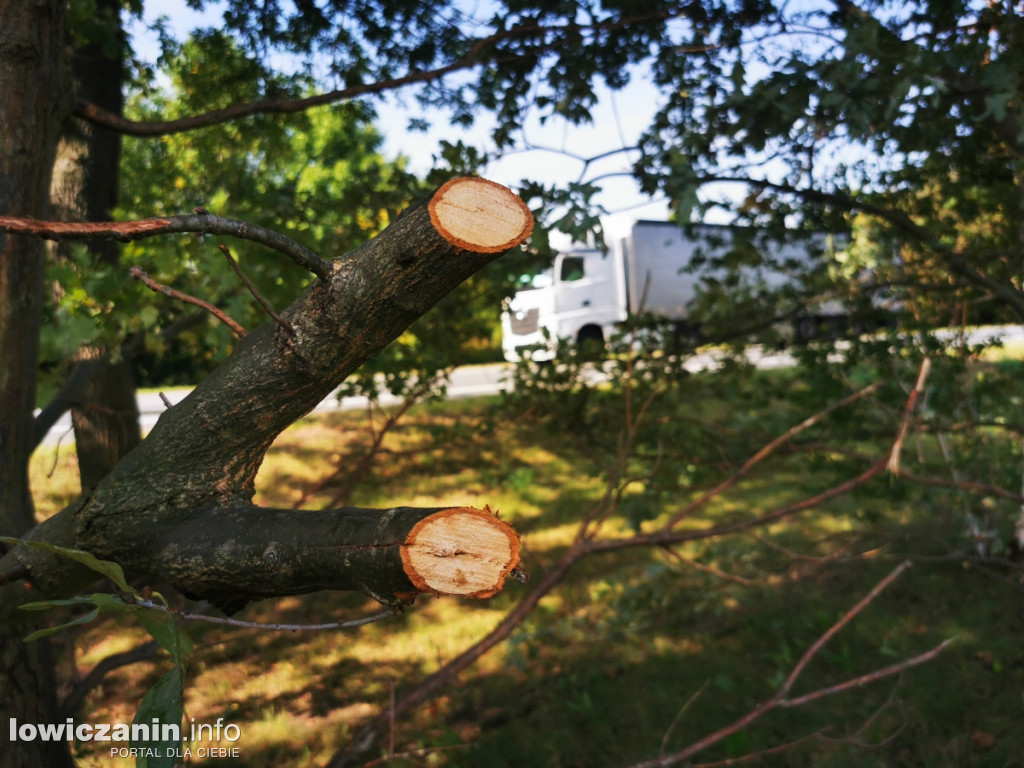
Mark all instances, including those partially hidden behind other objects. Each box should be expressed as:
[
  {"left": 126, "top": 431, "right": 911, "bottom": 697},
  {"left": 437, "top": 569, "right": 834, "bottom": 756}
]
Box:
[
  {"left": 663, "top": 381, "right": 882, "bottom": 529},
  {"left": 129, "top": 598, "right": 399, "bottom": 632},
  {"left": 331, "top": 363, "right": 933, "bottom": 766},
  {"left": 887, "top": 358, "right": 931, "bottom": 475},
  {"left": 625, "top": 561, "right": 954, "bottom": 767}
]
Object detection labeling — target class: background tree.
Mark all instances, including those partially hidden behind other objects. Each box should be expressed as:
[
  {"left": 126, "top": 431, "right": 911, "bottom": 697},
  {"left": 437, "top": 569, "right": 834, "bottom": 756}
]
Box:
[
  {"left": 633, "top": 0, "right": 1023, "bottom": 323},
  {"left": 0, "top": 3, "right": 74, "bottom": 766},
  {"left": 40, "top": 0, "right": 137, "bottom": 494}
]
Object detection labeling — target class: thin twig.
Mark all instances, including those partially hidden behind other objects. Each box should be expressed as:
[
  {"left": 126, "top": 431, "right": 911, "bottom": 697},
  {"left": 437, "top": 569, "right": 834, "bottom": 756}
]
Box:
[
  {"left": 624, "top": 561, "right": 953, "bottom": 768},
  {"left": 129, "top": 597, "right": 397, "bottom": 631},
  {"left": 295, "top": 376, "right": 439, "bottom": 510},
  {"left": 896, "top": 471, "right": 1024, "bottom": 505},
  {"left": 0, "top": 213, "right": 331, "bottom": 280},
  {"left": 660, "top": 546, "right": 754, "bottom": 587},
  {"left": 59, "top": 640, "right": 163, "bottom": 718},
  {"left": 691, "top": 730, "right": 829, "bottom": 767},
  {"left": 777, "top": 561, "right": 913, "bottom": 700},
  {"left": 48, "top": 426, "right": 74, "bottom": 478},
  {"left": 834, "top": 680, "right": 906, "bottom": 747},
  {"left": 887, "top": 358, "right": 931, "bottom": 475},
  {"left": 130, "top": 266, "right": 248, "bottom": 338},
  {"left": 218, "top": 243, "right": 296, "bottom": 337},
  {"left": 752, "top": 531, "right": 861, "bottom": 565},
  {"left": 660, "top": 679, "right": 710, "bottom": 756},
  {"left": 780, "top": 638, "right": 955, "bottom": 708},
  {"left": 663, "top": 381, "right": 882, "bottom": 529}
]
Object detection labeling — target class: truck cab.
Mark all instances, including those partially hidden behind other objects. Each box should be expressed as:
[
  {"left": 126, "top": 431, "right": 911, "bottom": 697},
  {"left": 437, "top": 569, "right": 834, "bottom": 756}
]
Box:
[{"left": 501, "top": 248, "right": 626, "bottom": 362}]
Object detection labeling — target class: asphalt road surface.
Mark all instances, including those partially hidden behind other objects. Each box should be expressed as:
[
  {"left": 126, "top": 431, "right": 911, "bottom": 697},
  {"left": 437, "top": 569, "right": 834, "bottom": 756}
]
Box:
[{"left": 38, "top": 363, "right": 516, "bottom": 447}]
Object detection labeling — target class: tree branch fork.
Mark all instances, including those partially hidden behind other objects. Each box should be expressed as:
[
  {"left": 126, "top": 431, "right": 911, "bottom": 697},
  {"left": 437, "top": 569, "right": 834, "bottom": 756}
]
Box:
[{"left": 0, "top": 177, "right": 533, "bottom": 617}]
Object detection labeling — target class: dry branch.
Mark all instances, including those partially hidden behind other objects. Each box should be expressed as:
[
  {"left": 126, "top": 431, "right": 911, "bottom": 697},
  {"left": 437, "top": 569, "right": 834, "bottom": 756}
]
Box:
[
  {"left": 332, "top": 361, "right": 937, "bottom": 765},
  {"left": 625, "top": 561, "right": 954, "bottom": 768},
  {"left": 219, "top": 242, "right": 295, "bottom": 336},
  {"left": 129, "top": 266, "right": 247, "bottom": 337},
  {"left": 663, "top": 381, "right": 882, "bottom": 529}
]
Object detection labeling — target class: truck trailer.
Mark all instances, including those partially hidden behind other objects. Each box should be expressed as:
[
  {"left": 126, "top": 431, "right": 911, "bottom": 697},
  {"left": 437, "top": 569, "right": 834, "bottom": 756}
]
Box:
[{"left": 501, "top": 220, "right": 847, "bottom": 363}]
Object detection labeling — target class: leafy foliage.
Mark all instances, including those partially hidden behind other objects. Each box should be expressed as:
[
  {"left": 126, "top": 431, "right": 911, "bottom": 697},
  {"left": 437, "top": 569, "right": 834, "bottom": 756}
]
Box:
[
  {"left": 41, "top": 31, "right": 422, "bottom": 390},
  {"left": 633, "top": 0, "right": 1023, "bottom": 324},
  {"left": 1, "top": 535, "right": 192, "bottom": 765}
]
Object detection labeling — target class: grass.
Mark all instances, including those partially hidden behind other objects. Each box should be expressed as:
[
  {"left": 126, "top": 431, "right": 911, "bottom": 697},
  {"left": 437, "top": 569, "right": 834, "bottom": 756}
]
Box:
[{"left": 28, "top": 381, "right": 1024, "bottom": 768}]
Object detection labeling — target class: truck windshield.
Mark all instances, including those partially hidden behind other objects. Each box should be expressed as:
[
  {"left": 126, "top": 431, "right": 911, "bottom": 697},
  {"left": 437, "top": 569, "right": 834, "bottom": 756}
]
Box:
[
  {"left": 559, "top": 256, "right": 585, "bottom": 282},
  {"left": 529, "top": 268, "right": 554, "bottom": 289}
]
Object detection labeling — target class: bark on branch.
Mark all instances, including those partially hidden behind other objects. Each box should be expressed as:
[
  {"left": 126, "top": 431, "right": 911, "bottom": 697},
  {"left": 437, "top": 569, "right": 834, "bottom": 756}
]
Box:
[
  {"left": 78, "top": 504, "right": 522, "bottom": 614},
  {"left": 1, "top": 177, "right": 533, "bottom": 614},
  {"left": 0, "top": 212, "right": 332, "bottom": 280}
]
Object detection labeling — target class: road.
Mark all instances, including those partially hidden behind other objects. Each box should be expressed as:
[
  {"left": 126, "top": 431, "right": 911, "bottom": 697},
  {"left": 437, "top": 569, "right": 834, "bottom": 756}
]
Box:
[
  {"left": 38, "top": 363, "right": 517, "bottom": 447},
  {"left": 37, "top": 325, "right": 1023, "bottom": 447}
]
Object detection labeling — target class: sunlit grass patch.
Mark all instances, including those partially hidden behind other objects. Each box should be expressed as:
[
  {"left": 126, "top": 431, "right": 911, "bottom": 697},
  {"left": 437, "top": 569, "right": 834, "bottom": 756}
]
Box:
[{"left": 29, "top": 442, "right": 81, "bottom": 519}]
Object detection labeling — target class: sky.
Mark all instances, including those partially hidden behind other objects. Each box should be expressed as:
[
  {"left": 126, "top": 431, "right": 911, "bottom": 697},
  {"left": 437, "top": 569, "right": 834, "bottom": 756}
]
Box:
[{"left": 124, "top": 1, "right": 675, "bottom": 248}]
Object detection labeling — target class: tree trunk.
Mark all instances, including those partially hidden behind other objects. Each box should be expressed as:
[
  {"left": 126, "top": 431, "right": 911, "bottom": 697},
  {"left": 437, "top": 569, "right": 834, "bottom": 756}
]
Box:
[
  {"left": 0, "top": 2, "right": 74, "bottom": 766},
  {"left": 48, "top": 0, "right": 139, "bottom": 492}
]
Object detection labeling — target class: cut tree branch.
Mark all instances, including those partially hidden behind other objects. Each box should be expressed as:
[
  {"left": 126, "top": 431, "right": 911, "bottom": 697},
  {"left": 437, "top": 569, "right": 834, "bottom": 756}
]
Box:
[
  {"left": 0, "top": 213, "right": 332, "bottom": 280},
  {"left": 74, "top": 504, "right": 522, "bottom": 614},
  {"left": 2, "top": 177, "right": 533, "bottom": 616}
]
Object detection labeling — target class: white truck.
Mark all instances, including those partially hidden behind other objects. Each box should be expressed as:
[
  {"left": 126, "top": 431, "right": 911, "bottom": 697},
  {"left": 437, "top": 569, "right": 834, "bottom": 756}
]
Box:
[{"left": 500, "top": 220, "right": 847, "bottom": 363}]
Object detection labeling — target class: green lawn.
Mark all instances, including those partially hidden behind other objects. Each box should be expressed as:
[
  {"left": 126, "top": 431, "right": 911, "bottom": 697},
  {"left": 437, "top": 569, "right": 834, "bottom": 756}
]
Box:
[{"left": 29, "top": 382, "right": 1024, "bottom": 768}]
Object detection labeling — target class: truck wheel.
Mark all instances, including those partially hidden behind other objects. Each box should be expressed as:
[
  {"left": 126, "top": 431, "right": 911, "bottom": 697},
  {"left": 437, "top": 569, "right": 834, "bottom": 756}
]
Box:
[
  {"left": 795, "top": 316, "right": 819, "bottom": 342},
  {"left": 577, "top": 327, "right": 604, "bottom": 359}
]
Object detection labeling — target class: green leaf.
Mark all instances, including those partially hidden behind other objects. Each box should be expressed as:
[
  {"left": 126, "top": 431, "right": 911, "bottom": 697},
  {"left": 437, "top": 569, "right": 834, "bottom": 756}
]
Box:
[
  {"left": 23, "top": 606, "right": 100, "bottom": 641},
  {"left": 89, "top": 592, "right": 137, "bottom": 616},
  {"left": 133, "top": 667, "right": 184, "bottom": 768},
  {"left": 0, "top": 536, "right": 137, "bottom": 595},
  {"left": 19, "top": 597, "right": 98, "bottom": 611},
  {"left": 137, "top": 611, "right": 192, "bottom": 662}
]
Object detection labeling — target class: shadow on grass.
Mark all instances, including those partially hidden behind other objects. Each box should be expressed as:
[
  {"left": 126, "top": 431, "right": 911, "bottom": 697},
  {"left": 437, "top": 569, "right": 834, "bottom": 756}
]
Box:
[{"left": 56, "top": 393, "right": 1024, "bottom": 768}]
